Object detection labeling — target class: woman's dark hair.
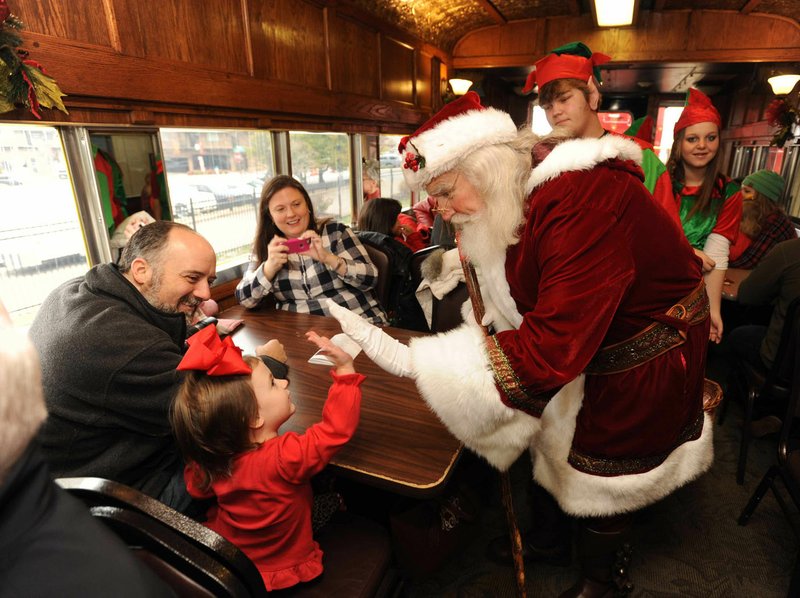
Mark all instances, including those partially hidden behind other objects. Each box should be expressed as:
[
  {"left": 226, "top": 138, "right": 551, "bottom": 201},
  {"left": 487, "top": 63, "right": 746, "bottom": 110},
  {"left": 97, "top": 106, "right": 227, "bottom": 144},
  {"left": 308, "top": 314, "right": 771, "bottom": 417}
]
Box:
[
  {"left": 358, "top": 197, "right": 402, "bottom": 236},
  {"left": 170, "top": 355, "right": 261, "bottom": 492},
  {"left": 253, "top": 175, "right": 321, "bottom": 264},
  {"left": 666, "top": 127, "right": 723, "bottom": 219}
]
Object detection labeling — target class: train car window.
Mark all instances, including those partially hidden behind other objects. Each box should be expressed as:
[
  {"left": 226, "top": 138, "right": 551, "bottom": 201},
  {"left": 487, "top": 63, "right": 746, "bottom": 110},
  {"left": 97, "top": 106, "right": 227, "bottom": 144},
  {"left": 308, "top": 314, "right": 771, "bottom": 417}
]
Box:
[
  {"left": 288, "top": 131, "right": 352, "bottom": 223},
  {"left": 160, "top": 128, "right": 274, "bottom": 271},
  {"left": 654, "top": 105, "right": 685, "bottom": 163},
  {"left": 378, "top": 134, "right": 411, "bottom": 203},
  {"left": 783, "top": 144, "right": 800, "bottom": 218},
  {"left": 598, "top": 112, "right": 633, "bottom": 135},
  {"left": 0, "top": 123, "right": 89, "bottom": 328}
]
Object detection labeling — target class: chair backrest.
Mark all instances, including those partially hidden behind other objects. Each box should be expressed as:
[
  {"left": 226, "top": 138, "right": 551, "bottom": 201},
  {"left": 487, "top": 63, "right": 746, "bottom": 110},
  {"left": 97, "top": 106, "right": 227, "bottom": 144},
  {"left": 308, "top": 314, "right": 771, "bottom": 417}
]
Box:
[
  {"left": 56, "top": 477, "right": 267, "bottom": 598},
  {"left": 410, "top": 245, "right": 444, "bottom": 292},
  {"left": 431, "top": 281, "right": 469, "bottom": 333},
  {"left": 767, "top": 296, "right": 800, "bottom": 389},
  {"left": 360, "top": 237, "right": 393, "bottom": 310}
]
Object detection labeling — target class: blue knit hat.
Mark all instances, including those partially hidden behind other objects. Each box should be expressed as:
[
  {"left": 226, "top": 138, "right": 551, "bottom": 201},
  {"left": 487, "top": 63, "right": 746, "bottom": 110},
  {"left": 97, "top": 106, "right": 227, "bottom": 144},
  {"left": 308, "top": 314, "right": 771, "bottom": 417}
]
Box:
[{"left": 742, "top": 169, "right": 785, "bottom": 202}]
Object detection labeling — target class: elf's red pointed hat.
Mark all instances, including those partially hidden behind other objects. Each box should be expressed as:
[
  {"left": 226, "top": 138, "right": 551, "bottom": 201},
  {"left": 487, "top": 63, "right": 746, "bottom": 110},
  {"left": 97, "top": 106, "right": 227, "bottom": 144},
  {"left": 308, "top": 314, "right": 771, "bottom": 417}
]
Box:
[
  {"left": 522, "top": 41, "right": 611, "bottom": 94},
  {"left": 625, "top": 115, "right": 654, "bottom": 143},
  {"left": 397, "top": 91, "right": 517, "bottom": 189},
  {"left": 673, "top": 88, "right": 721, "bottom": 135}
]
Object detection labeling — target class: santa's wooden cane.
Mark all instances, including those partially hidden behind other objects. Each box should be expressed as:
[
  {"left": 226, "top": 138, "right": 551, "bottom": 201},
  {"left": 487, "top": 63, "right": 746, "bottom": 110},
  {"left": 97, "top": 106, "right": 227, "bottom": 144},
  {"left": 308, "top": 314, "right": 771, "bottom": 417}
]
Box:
[{"left": 456, "top": 232, "right": 527, "bottom": 598}]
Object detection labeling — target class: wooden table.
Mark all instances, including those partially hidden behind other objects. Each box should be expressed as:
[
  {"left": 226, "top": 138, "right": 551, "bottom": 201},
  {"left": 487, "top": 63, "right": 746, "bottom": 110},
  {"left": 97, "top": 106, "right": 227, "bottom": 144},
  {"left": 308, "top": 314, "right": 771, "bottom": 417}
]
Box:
[
  {"left": 722, "top": 268, "right": 751, "bottom": 301},
  {"left": 220, "top": 306, "right": 462, "bottom": 497}
]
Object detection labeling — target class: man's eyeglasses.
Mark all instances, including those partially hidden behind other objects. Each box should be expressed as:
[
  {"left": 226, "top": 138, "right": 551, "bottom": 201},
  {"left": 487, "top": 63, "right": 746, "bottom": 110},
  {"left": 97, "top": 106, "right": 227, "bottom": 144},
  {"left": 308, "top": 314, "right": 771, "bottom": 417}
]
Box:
[{"left": 428, "top": 173, "right": 459, "bottom": 215}]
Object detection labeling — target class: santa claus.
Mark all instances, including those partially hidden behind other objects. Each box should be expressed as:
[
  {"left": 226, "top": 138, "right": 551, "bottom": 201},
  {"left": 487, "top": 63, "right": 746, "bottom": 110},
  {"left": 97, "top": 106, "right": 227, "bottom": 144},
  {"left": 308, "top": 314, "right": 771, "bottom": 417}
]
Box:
[{"left": 329, "top": 88, "right": 714, "bottom": 597}]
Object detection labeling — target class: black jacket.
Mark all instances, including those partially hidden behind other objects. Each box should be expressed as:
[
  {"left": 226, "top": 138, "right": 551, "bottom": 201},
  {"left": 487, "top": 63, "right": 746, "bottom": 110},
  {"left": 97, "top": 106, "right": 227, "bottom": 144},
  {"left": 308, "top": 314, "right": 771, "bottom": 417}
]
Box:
[
  {"left": 31, "top": 264, "right": 186, "bottom": 497},
  {"left": 0, "top": 444, "right": 172, "bottom": 597}
]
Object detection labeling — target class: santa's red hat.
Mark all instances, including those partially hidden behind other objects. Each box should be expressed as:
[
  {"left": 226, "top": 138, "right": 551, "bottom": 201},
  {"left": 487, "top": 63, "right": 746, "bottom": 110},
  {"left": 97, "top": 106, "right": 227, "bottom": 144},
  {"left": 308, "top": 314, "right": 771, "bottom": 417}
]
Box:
[
  {"left": 673, "top": 88, "right": 721, "bottom": 135},
  {"left": 522, "top": 41, "right": 611, "bottom": 94},
  {"left": 398, "top": 91, "right": 517, "bottom": 189}
]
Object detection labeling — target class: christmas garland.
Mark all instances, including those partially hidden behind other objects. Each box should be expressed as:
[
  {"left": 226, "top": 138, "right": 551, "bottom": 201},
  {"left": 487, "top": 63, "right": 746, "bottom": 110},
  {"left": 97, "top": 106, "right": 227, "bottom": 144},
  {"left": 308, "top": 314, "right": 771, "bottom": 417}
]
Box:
[
  {"left": 766, "top": 97, "right": 799, "bottom": 148},
  {"left": 0, "top": 0, "right": 67, "bottom": 118}
]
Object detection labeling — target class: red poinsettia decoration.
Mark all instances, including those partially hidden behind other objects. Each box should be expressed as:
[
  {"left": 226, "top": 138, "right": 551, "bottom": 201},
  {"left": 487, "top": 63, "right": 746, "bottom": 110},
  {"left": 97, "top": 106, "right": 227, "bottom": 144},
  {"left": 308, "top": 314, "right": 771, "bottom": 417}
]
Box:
[
  {"left": 0, "top": 1, "right": 68, "bottom": 118},
  {"left": 765, "top": 98, "right": 799, "bottom": 148}
]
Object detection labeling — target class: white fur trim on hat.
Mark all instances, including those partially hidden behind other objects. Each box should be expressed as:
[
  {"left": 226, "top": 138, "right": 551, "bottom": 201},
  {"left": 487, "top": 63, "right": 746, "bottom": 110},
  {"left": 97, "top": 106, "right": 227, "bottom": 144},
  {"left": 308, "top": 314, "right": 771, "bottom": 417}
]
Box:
[
  {"left": 526, "top": 135, "right": 643, "bottom": 194},
  {"left": 402, "top": 108, "right": 518, "bottom": 190}
]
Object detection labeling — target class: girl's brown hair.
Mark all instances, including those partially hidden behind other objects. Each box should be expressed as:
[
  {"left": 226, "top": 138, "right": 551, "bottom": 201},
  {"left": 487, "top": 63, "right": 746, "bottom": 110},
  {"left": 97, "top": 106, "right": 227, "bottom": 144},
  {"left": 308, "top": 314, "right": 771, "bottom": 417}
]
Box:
[
  {"left": 170, "top": 355, "right": 261, "bottom": 492},
  {"left": 357, "top": 197, "right": 402, "bottom": 236},
  {"left": 740, "top": 191, "right": 785, "bottom": 239},
  {"left": 666, "top": 127, "right": 723, "bottom": 220},
  {"left": 252, "top": 175, "right": 325, "bottom": 264}
]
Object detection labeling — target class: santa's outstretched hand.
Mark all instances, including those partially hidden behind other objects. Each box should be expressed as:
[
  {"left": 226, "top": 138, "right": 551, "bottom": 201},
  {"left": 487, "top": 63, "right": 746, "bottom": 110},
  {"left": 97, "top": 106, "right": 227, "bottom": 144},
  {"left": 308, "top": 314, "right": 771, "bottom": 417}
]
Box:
[{"left": 326, "top": 300, "right": 413, "bottom": 378}]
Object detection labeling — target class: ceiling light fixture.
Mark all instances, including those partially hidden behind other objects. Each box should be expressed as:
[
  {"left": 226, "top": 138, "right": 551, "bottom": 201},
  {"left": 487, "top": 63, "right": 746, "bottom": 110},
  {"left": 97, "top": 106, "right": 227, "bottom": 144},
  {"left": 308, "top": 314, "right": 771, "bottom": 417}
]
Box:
[
  {"left": 449, "top": 78, "right": 473, "bottom": 96},
  {"left": 768, "top": 74, "right": 800, "bottom": 96},
  {"left": 592, "top": 0, "right": 638, "bottom": 27}
]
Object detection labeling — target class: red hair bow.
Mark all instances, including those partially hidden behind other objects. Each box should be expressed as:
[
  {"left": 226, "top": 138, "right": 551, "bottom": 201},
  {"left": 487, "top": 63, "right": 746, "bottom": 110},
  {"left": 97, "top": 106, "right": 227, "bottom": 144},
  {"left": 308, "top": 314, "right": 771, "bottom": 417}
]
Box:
[{"left": 178, "top": 325, "right": 252, "bottom": 376}]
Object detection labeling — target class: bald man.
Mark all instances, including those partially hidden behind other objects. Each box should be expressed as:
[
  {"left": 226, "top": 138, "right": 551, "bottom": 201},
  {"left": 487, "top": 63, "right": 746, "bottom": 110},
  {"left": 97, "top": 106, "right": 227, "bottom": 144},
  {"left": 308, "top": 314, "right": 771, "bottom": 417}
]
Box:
[{"left": 30, "top": 221, "right": 217, "bottom": 511}]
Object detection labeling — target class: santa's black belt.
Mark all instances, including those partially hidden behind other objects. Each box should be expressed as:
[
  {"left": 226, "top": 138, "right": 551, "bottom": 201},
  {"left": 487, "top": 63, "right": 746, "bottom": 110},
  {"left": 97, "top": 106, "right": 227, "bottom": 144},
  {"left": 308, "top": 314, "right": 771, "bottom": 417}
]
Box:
[{"left": 585, "top": 281, "right": 709, "bottom": 375}]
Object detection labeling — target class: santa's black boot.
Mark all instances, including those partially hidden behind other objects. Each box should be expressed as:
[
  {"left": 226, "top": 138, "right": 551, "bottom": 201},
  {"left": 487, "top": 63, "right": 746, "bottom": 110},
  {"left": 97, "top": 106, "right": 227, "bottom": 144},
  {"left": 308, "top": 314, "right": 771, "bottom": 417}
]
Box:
[
  {"left": 559, "top": 514, "right": 634, "bottom": 598},
  {"left": 486, "top": 482, "right": 571, "bottom": 566}
]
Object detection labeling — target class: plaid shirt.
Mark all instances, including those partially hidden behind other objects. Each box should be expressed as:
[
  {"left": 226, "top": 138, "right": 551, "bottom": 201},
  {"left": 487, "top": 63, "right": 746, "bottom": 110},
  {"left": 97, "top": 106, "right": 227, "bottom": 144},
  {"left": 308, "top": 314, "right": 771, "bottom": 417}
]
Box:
[
  {"left": 730, "top": 211, "right": 796, "bottom": 269},
  {"left": 235, "top": 221, "right": 388, "bottom": 325}
]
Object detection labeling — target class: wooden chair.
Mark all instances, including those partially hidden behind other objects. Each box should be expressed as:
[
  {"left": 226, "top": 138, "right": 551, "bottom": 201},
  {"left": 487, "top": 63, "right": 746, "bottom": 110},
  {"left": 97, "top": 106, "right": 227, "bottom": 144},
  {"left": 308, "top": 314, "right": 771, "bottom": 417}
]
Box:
[
  {"left": 57, "top": 477, "right": 267, "bottom": 597},
  {"left": 360, "top": 238, "right": 394, "bottom": 312},
  {"left": 737, "top": 340, "right": 800, "bottom": 598},
  {"left": 57, "top": 477, "right": 397, "bottom": 597},
  {"left": 735, "top": 297, "right": 800, "bottom": 485}
]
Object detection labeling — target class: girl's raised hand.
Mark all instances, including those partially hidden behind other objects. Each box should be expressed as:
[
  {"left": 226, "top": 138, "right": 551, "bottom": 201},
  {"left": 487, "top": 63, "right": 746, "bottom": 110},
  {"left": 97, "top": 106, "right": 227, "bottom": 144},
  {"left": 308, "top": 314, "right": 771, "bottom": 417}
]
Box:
[{"left": 305, "top": 331, "right": 356, "bottom": 375}]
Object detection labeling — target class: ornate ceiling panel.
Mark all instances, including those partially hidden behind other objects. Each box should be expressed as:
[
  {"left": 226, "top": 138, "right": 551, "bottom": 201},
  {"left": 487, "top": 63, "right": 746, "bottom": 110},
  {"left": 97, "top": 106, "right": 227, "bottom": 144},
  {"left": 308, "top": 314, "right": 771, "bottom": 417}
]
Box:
[{"left": 343, "top": 0, "right": 800, "bottom": 53}]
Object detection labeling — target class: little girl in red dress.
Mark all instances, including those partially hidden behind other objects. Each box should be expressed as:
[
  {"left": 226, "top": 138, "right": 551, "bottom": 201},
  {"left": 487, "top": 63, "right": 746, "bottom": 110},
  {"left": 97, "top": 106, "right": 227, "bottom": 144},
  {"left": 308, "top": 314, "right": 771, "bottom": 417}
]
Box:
[{"left": 170, "top": 326, "right": 363, "bottom": 591}]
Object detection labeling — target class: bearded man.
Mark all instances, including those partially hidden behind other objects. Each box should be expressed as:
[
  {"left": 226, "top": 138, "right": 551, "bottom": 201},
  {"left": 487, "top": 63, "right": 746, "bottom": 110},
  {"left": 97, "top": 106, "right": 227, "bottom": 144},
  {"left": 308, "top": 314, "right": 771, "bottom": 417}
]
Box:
[
  {"left": 30, "top": 221, "right": 217, "bottom": 510},
  {"left": 328, "top": 90, "right": 714, "bottom": 597}
]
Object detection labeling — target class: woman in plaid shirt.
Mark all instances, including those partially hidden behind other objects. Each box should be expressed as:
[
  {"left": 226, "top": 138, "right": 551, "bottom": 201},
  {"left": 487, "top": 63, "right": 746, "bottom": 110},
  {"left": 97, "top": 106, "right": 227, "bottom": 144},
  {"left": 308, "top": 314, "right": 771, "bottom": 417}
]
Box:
[{"left": 236, "top": 176, "right": 388, "bottom": 325}]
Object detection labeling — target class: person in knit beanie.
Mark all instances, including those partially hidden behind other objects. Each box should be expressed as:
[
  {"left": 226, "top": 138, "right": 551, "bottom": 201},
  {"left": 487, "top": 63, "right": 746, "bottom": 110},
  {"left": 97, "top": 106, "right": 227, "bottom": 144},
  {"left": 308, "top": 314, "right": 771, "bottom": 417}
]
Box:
[
  {"left": 729, "top": 169, "right": 795, "bottom": 269},
  {"left": 666, "top": 87, "right": 743, "bottom": 345}
]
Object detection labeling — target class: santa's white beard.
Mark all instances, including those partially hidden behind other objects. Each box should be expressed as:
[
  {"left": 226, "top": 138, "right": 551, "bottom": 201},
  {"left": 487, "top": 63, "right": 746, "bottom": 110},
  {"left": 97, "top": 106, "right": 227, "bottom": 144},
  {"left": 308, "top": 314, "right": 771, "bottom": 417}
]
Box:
[{"left": 454, "top": 204, "right": 521, "bottom": 272}]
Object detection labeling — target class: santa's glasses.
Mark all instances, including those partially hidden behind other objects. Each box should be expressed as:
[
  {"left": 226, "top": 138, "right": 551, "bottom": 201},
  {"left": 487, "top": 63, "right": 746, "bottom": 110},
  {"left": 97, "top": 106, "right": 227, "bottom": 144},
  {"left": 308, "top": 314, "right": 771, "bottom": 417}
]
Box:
[{"left": 428, "top": 173, "right": 459, "bottom": 215}]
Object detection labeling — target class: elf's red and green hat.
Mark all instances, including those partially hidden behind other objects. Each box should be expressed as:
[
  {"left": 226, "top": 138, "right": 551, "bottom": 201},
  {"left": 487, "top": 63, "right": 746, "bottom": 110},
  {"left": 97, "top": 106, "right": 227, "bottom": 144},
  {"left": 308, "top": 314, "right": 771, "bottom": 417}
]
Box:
[
  {"left": 673, "top": 88, "right": 721, "bottom": 135},
  {"left": 522, "top": 41, "right": 611, "bottom": 94},
  {"left": 625, "top": 115, "right": 654, "bottom": 143}
]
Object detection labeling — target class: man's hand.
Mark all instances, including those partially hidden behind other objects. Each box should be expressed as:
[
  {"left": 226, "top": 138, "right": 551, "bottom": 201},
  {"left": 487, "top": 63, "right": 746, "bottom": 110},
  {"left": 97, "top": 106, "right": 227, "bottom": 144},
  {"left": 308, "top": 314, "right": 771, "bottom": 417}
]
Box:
[{"left": 256, "top": 339, "right": 287, "bottom": 363}]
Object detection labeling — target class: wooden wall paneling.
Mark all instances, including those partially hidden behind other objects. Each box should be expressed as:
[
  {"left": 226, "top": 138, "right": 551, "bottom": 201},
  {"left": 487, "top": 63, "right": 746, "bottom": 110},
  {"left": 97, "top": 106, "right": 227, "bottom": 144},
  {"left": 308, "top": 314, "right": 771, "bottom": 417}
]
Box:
[
  {"left": 693, "top": 10, "right": 799, "bottom": 51},
  {"left": 10, "top": 0, "right": 115, "bottom": 47},
  {"left": 329, "top": 11, "right": 380, "bottom": 97},
  {"left": 113, "top": 0, "right": 249, "bottom": 73},
  {"left": 381, "top": 37, "right": 415, "bottom": 105},
  {"left": 729, "top": 92, "right": 747, "bottom": 128},
  {"left": 416, "top": 50, "right": 432, "bottom": 110},
  {"left": 249, "top": 0, "right": 328, "bottom": 87},
  {"left": 453, "top": 20, "right": 545, "bottom": 68},
  {"left": 453, "top": 10, "right": 800, "bottom": 67}
]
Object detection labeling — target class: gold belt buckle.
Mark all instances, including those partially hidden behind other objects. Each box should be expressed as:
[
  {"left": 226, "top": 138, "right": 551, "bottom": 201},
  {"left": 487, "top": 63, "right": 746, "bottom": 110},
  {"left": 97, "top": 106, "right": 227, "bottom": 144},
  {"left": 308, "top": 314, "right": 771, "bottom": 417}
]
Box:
[{"left": 670, "top": 304, "right": 687, "bottom": 320}]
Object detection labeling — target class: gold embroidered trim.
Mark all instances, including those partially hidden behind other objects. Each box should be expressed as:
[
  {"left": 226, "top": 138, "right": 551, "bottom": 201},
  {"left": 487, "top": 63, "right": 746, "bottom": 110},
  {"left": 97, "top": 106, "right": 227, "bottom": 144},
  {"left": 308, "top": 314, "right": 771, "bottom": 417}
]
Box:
[
  {"left": 567, "top": 411, "right": 705, "bottom": 476},
  {"left": 586, "top": 282, "right": 709, "bottom": 375},
  {"left": 486, "top": 336, "right": 549, "bottom": 415}
]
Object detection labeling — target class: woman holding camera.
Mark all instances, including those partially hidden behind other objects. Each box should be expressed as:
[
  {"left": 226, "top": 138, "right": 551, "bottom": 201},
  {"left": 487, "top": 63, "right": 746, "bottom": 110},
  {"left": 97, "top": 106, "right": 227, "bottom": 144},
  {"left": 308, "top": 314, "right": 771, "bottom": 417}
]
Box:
[{"left": 236, "top": 175, "right": 387, "bottom": 325}]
